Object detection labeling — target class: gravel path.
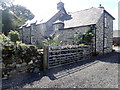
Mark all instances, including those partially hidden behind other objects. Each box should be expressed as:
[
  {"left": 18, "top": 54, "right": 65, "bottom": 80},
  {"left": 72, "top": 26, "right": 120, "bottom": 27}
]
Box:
[{"left": 2, "top": 52, "right": 120, "bottom": 89}]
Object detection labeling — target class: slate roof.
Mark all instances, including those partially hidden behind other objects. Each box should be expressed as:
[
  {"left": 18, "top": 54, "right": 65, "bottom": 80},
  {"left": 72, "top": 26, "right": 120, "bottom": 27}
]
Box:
[{"left": 64, "top": 7, "right": 104, "bottom": 28}]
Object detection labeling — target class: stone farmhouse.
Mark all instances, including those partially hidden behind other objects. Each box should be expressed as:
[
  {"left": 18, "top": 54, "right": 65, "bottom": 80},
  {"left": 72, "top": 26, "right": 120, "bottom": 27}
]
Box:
[{"left": 19, "top": 1, "right": 115, "bottom": 54}]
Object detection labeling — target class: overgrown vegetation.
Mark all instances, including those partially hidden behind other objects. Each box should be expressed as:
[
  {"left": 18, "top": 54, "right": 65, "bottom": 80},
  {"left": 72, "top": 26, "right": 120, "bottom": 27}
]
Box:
[
  {"left": 1, "top": 1, "right": 34, "bottom": 35},
  {"left": 43, "top": 35, "right": 61, "bottom": 46},
  {"left": 74, "top": 25, "right": 96, "bottom": 45}
]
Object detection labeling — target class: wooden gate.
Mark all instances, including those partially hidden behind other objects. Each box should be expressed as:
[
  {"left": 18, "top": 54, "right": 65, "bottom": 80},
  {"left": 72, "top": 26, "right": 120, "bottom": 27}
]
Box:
[{"left": 43, "top": 45, "right": 92, "bottom": 70}]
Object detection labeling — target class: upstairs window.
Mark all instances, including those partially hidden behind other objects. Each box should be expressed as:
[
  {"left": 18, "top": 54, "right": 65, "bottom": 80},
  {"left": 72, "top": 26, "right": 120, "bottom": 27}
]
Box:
[{"left": 105, "top": 16, "right": 107, "bottom": 28}]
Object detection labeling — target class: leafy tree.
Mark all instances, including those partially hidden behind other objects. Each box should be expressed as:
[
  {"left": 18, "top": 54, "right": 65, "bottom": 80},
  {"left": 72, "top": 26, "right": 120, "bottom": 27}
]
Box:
[
  {"left": 1, "top": 2, "right": 34, "bottom": 35},
  {"left": 10, "top": 5, "right": 34, "bottom": 21},
  {"left": 2, "top": 9, "right": 13, "bottom": 35}
]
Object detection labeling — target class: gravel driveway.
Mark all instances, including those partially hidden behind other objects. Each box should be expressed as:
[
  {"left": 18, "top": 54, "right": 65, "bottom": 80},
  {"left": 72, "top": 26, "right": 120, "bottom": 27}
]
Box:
[{"left": 2, "top": 52, "right": 120, "bottom": 89}]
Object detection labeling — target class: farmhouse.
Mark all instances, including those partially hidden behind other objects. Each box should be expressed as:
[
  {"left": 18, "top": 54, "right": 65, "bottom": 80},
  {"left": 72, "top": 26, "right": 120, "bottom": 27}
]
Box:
[{"left": 19, "top": 1, "right": 115, "bottom": 54}]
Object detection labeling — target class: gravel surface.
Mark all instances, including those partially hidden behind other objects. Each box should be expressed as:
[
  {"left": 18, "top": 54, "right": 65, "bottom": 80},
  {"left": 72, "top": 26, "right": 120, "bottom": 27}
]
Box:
[{"left": 2, "top": 52, "right": 120, "bottom": 89}]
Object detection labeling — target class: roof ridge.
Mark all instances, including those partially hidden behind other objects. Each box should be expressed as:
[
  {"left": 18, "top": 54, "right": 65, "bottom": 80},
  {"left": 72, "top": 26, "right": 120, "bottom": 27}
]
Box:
[{"left": 69, "top": 7, "right": 97, "bottom": 14}]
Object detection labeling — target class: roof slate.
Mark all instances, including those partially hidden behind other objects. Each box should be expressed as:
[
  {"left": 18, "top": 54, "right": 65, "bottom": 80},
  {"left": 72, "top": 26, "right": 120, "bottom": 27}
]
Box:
[{"left": 64, "top": 7, "right": 104, "bottom": 28}]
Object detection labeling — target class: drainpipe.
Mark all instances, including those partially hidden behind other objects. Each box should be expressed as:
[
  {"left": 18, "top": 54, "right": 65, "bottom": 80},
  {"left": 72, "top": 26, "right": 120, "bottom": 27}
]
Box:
[{"left": 103, "top": 10, "right": 105, "bottom": 54}]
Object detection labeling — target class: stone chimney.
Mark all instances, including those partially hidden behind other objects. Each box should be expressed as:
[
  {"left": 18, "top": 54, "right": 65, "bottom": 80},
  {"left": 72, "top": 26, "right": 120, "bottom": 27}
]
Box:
[
  {"left": 57, "top": 1, "right": 64, "bottom": 10},
  {"left": 98, "top": 4, "right": 104, "bottom": 9}
]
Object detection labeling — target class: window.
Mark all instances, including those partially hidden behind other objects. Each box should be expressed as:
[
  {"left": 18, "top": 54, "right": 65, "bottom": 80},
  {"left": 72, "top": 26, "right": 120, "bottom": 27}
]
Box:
[{"left": 105, "top": 17, "right": 107, "bottom": 28}]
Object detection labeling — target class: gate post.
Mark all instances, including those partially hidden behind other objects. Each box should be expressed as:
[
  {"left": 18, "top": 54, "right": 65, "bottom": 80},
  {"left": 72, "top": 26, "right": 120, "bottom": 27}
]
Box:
[{"left": 43, "top": 46, "right": 49, "bottom": 71}]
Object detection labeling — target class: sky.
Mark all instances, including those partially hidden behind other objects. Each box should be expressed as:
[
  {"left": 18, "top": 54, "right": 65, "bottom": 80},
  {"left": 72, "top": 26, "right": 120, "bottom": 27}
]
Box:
[{"left": 13, "top": 0, "right": 119, "bottom": 30}]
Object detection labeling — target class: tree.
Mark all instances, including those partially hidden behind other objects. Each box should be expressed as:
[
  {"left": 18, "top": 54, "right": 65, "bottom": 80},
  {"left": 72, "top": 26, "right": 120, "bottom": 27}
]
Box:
[
  {"left": 10, "top": 5, "right": 34, "bottom": 20},
  {"left": 2, "top": 9, "right": 13, "bottom": 35},
  {"left": 1, "top": 2, "right": 34, "bottom": 35},
  {"left": 9, "top": 5, "right": 34, "bottom": 29},
  {"left": 0, "top": 0, "right": 14, "bottom": 10}
]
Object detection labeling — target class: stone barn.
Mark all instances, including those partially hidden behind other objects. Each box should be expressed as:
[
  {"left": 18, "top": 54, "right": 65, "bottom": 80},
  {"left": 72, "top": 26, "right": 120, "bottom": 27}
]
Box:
[{"left": 19, "top": 1, "right": 115, "bottom": 54}]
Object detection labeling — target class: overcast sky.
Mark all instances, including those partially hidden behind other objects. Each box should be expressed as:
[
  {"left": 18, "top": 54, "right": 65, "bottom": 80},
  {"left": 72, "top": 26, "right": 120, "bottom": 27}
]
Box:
[{"left": 13, "top": 0, "right": 119, "bottom": 30}]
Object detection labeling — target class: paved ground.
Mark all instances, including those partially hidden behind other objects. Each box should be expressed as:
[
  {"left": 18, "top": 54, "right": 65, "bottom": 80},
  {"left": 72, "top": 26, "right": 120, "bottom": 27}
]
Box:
[{"left": 2, "top": 52, "right": 120, "bottom": 89}]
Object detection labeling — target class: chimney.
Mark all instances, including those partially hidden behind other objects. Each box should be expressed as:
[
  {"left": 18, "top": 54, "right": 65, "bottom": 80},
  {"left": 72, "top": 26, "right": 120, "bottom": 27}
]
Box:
[
  {"left": 99, "top": 4, "right": 104, "bottom": 9},
  {"left": 57, "top": 1, "right": 64, "bottom": 10}
]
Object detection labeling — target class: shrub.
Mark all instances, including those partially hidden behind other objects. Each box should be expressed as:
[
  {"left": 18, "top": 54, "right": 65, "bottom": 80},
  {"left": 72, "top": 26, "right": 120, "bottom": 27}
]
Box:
[
  {"left": 43, "top": 35, "right": 61, "bottom": 46},
  {"left": 8, "top": 30, "right": 20, "bottom": 43},
  {"left": 0, "top": 33, "right": 10, "bottom": 44},
  {"left": 74, "top": 25, "right": 95, "bottom": 45}
]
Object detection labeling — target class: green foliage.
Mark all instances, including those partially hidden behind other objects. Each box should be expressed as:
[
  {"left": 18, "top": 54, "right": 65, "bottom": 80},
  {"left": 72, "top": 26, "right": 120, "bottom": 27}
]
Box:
[
  {"left": 74, "top": 25, "right": 95, "bottom": 45},
  {"left": 43, "top": 35, "right": 61, "bottom": 46},
  {"left": 10, "top": 5, "right": 34, "bottom": 20},
  {"left": 0, "top": 32, "right": 10, "bottom": 43},
  {"left": 36, "top": 44, "right": 43, "bottom": 49},
  {"left": 2, "top": 4, "right": 34, "bottom": 35},
  {"left": 2, "top": 9, "right": 13, "bottom": 35},
  {"left": 16, "top": 41, "right": 26, "bottom": 45},
  {"left": 8, "top": 30, "right": 20, "bottom": 43},
  {"left": 78, "top": 32, "right": 94, "bottom": 44}
]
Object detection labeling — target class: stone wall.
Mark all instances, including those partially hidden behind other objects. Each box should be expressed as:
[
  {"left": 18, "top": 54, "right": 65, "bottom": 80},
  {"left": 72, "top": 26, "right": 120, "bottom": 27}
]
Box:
[
  {"left": 104, "top": 12, "right": 113, "bottom": 53},
  {"left": 23, "top": 26, "right": 31, "bottom": 44},
  {"left": 96, "top": 13, "right": 104, "bottom": 54},
  {"left": 19, "top": 23, "right": 47, "bottom": 45},
  {"left": 95, "top": 11, "right": 113, "bottom": 54}
]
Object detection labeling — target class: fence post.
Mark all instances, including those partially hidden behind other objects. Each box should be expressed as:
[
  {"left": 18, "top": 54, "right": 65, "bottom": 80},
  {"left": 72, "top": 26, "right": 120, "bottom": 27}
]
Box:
[{"left": 43, "top": 46, "right": 49, "bottom": 71}]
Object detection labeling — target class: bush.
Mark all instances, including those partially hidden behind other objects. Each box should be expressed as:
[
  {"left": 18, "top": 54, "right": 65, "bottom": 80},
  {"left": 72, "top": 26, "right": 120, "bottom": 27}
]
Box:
[
  {"left": 0, "top": 33, "right": 10, "bottom": 44},
  {"left": 74, "top": 25, "right": 95, "bottom": 45},
  {"left": 43, "top": 35, "right": 61, "bottom": 46},
  {"left": 8, "top": 30, "right": 20, "bottom": 43}
]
